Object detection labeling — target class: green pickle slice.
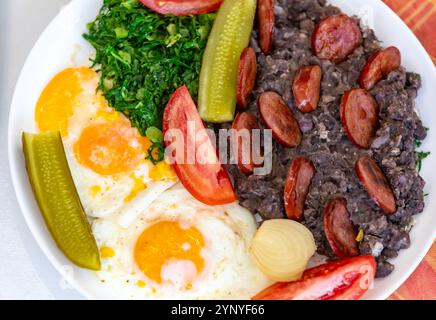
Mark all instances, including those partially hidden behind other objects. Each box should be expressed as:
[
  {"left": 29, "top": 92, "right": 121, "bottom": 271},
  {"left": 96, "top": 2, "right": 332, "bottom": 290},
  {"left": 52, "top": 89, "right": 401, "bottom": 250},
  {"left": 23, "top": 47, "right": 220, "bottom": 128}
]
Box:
[
  {"left": 22, "top": 132, "right": 101, "bottom": 270},
  {"left": 198, "top": 0, "right": 257, "bottom": 122}
]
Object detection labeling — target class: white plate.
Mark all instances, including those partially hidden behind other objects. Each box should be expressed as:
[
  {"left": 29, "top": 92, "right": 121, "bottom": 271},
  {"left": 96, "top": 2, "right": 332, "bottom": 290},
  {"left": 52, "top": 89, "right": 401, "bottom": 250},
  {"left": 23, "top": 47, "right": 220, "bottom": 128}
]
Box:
[{"left": 8, "top": 0, "right": 436, "bottom": 300}]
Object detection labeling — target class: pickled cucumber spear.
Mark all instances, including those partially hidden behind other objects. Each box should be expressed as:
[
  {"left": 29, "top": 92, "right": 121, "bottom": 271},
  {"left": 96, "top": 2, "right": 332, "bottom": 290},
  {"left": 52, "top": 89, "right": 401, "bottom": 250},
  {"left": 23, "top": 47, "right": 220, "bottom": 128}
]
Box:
[
  {"left": 198, "top": 0, "right": 257, "bottom": 123},
  {"left": 22, "top": 132, "right": 101, "bottom": 270}
]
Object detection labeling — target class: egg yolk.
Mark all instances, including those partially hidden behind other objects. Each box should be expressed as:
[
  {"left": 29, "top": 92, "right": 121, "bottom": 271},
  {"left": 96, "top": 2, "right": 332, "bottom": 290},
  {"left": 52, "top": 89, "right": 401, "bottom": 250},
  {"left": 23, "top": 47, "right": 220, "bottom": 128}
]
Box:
[
  {"left": 100, "top": 246, "right": 115, "bottom": 259},
  {"left": 124, "top": 174, "right": 147, "bottom": 203},
  {"left": 95, "top": 106, "right": 121, "bottom": 122},
  {"left": 89, "top": 185, "right": 102, "bottom": 198},
  {"left": 134, "top": 221, "right": 205, "bottom": 284},
  {"left": 149, "top": 161, "right": 178, "bottom": 182},
  {"left": 35, "top": 67, "right": 97, "bottom": 137},
  {"left": 74, "top": 119, "right": 149, "bottom": 175}
]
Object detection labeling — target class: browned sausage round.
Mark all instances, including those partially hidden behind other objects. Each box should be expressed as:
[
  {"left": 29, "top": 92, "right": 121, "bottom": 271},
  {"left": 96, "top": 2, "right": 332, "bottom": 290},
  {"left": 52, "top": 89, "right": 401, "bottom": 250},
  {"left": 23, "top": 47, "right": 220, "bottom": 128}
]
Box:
[
  {"left": 292, "top": 65, "right": 322, "bottom": 113},
  {"left": 355, "top": 156, "right": 397, "bottom": 214},
  {"left": 340, "top": 89, "right": 379, "bottom": 149},
  {"left": 312, "top": 14, "right": 362, "bottom": 63},
  {"left": 258, "top": 0, "right": 275, "bottom": 55},
  {"left": 231, "top": 112, "right": 262, "bottom": 175},
  {"left": 258, "top": 91, "right": 302, "bottom": 148},
  {"left": 359, "top": 46, "right": 401, "bottom": 90},
  {"left": 237, "top": 48, "right": 257, "bottom": 109},
  {"left": 284, "top": 157, "right": 316, "bottom": 221},
  {"left": 323, "top": 198, "right": 359, "bottom": 258}
]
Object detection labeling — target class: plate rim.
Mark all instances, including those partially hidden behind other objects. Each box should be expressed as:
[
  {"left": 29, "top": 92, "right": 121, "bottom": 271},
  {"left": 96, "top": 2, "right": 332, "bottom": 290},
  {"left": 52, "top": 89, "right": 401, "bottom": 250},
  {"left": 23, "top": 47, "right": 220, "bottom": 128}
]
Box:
[{"left": 8, "top": 0, "right": 436, "bottom": 300}]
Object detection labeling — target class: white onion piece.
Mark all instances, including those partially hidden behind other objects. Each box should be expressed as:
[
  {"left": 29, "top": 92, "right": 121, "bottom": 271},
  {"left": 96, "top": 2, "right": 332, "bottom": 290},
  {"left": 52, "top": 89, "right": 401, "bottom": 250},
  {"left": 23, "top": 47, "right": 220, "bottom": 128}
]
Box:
[{"left": 250, "top": 219, "right": 316, "bottom": 282}]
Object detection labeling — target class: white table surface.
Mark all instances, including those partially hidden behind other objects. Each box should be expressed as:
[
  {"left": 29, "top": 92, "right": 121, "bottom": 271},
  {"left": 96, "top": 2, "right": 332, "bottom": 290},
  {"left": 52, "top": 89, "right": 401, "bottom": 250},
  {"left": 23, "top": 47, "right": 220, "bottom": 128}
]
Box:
[{"left": 0, "top": 0, "right": 83, "bottom": 300}]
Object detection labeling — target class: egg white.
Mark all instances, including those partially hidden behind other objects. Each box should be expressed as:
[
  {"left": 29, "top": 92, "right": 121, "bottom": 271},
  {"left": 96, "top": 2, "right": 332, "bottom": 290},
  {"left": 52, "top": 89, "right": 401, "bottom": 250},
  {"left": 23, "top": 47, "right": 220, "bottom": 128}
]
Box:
[
  {"left": 91, "top": 184, "right": 273, "bottom": 300},
  {"left": 65, "top": 145, "right": 174, "bottom": 223}
]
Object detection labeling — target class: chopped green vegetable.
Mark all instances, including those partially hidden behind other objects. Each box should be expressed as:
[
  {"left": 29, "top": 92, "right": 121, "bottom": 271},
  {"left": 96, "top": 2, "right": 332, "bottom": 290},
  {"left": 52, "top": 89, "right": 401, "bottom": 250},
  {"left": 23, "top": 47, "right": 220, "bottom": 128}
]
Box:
[
  {"left": 198, "top": 0, "right": 257, "bottom": 123},
  {"left": 417, "top": 151, "right": 430, "bottom": 172},
  {"left": 114, "top": 27, "right": 128, "bottom": 38},
  {"left": 415, "top": 126, "right": 429, "bottom": 172},
  {"left": 146, "top": 126, "right": 163, "bottom": 143},
  {"left": 83, "top": 0, "right": 215, "bottom": 159},
  {"left": 22, "top": 132, "right": 101, "bottom": 270},
  {"left": 146, "top": 142, "right": 166, "bottom": 165}
]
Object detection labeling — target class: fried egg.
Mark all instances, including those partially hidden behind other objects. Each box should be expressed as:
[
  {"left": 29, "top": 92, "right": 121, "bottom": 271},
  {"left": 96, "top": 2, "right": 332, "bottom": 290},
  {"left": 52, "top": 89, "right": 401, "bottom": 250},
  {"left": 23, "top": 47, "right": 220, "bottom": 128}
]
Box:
[
  {"left": 35, "top": 67, "right": 176, "bottom": 225},
  {"left": 35, "top": 67, "right": 271, "bottom": 299},
  {"left": 92, "top": 184, "right": 272, "bottom": 299}
]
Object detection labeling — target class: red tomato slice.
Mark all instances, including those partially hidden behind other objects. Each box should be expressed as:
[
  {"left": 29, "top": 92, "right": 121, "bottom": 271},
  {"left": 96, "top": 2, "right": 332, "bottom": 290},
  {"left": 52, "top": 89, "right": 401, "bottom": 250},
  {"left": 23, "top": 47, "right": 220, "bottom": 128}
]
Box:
[
  {"left": 252, "top": 256, "right": 376, "bottom": 300},
  {"left": 163, "top": 86, "right": 236, "bottom": 205},
  {"left": 140, "top": 0, "right": 223, "bottom": 16}
]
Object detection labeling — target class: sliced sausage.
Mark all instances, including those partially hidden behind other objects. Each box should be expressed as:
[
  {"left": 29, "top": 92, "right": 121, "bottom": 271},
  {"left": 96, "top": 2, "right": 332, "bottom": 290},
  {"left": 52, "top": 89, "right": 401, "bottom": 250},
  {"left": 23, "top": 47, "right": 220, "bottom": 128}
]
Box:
[
  {"left": 258, "top": 91, "right": 302, "bottom": 148},
  {"left": 284, "top": 157, "right": 316, "bottom": 221},
  {"left": 312, "top": 14, "right": 362, "bottom": 63},
  {"left": 258, "top": 0, "right": 275, "bottom": 55},
  {"left": 237, "top": 48, "right": 257, "bottom": 109},
  {"left": 231, "top": 112, "right": 262, "bottom": 175},
  {"left": 323, "top": 198, "right": 359, "bottom": 258},
  {"left": 359, "top": 46, "right": 401, "bottom": 90},
  {"left": 292, "top": 65, "right": 322, "bottom": 113},
  {"left": 340, "top": 89, "right": 379, "bottom": 149},
  {"left": 355, "top": 156, "right": 397, "bottom": 214}
]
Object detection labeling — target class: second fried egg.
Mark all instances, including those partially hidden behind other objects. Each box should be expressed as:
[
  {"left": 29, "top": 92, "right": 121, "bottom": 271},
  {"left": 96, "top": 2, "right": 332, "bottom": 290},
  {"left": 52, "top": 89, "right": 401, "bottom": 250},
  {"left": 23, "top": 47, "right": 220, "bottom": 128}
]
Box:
[{"left": 92, "top": 185, "right": 272, "bottom": 299}]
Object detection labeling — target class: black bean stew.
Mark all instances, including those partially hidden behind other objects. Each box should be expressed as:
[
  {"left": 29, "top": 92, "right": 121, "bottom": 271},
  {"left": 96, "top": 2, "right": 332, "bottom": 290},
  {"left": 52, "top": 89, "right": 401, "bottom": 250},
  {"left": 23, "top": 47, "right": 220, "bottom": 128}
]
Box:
[{"left": 223, "top": 0, "right": 427, "bottom": 278}]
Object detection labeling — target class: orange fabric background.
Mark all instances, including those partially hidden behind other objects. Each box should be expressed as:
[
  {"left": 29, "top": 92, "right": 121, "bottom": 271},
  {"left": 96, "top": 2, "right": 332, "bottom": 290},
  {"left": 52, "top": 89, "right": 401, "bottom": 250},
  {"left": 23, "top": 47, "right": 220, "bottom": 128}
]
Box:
[
  {"left": 383, "top": 0, "right": 436, "bottom": 300},
  {"left": 385, "top": 0, "right": 436, "bottom": 64}
]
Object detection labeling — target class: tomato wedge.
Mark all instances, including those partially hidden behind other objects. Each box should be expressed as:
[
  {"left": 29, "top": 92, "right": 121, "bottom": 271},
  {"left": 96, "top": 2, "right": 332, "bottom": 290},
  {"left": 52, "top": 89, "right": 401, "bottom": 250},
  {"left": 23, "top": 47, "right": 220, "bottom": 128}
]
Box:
[
  {"left": 163, "top": 86, "right": 236, "bottom": 205},
  {"left": 252, "top": 256, "right": 376, "bottom": 300},
  {"left": 140, "top": 0, "right": 223, "bottom": 16}
]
